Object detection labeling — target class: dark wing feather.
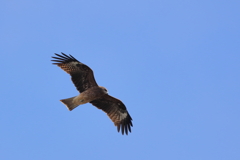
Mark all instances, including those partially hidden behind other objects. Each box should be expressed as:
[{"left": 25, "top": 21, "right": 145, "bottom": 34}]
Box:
[
  {"left": 51, "top": 53, "right": 98, "bottom": 92},
  {"left": 90, "top": 95, "right": 133, "bottom": 135}
]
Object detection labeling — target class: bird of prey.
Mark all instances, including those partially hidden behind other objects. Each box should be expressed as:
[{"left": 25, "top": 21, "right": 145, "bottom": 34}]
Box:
[{"left": 51, "top": 53, "right": 133, "bottom": 135}]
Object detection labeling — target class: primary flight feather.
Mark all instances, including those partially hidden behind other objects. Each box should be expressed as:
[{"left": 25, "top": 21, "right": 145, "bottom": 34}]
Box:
[{"left": 51, "top": 53, "right": 133, "bottom": 135}]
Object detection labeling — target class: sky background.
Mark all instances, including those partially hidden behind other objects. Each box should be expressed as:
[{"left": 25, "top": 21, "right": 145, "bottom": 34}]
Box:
[{"left": 1, "top": 0, "right": 240, "bottom": 160}]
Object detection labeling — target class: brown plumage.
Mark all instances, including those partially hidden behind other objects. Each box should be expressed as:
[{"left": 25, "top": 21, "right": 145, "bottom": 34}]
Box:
[{"left": 51, "top": 53, "right": 133, "bottom": 135}]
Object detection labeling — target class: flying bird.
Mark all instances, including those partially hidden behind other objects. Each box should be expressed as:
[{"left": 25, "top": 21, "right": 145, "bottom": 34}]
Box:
[{"left": 51, "top": 53, "right": 133, "bottom": 135}]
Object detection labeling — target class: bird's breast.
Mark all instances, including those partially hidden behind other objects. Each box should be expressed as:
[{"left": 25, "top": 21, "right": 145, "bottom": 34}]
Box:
[{"left": 77, "top": 86, "right": 106, "bottom": 103}]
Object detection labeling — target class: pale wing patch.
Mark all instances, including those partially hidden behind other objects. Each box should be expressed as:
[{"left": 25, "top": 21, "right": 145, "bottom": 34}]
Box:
[
  {"left": 110, "top": 111, "right": 128, "bottom": 126},
  {"left": 119, "top": 112, "right": 128, "bottom": 121},
  {"left": 71, "top": 61, "right": 83, "bottom": 65}
]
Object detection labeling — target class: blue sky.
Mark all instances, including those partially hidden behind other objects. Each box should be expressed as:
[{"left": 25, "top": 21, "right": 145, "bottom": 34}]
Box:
[{"left": 1, "top": 0, "right": 240, "bottom": 159}]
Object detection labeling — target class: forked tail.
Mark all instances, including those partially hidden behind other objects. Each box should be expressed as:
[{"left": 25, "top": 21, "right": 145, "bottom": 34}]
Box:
[{"left": 60, "top": 96, "right": 79, "bottom": 111}]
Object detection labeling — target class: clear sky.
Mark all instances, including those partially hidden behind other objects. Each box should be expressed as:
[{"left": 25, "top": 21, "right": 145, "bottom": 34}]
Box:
[{"left": 1, "top": 0, "right": 240, "bottom": 160}]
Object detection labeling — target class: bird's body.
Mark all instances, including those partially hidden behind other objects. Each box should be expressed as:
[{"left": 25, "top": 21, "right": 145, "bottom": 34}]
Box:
[
  {"left": 51, "top": 53, "right": 133, "bottom": 135},
  {"left": 61, "top": 86, "right": 107, "bottom": 111}
]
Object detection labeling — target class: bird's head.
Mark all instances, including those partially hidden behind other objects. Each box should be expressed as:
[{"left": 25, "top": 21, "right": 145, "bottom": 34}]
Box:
[{"left": 99, "top": 86, "right": 108, "bottom": 94}]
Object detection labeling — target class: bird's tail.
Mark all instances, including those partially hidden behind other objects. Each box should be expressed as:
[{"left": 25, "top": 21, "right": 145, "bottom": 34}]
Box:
[{"left": 60, "top": 96, "right": 79, "bottom": 111}]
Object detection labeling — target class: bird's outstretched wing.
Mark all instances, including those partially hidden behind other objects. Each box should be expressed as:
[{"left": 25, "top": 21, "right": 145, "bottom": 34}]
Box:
[
  {"left": 52, "top": 53, "right": 98, "bottom": 92},
  {"left": 90, "top": 95, "right": 133, "bottom": 135}
]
